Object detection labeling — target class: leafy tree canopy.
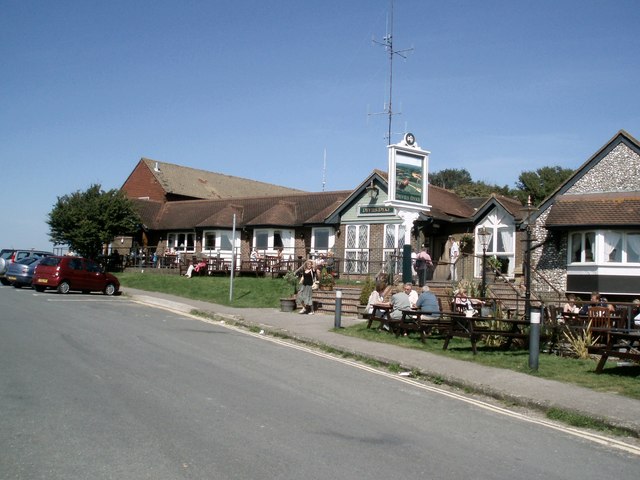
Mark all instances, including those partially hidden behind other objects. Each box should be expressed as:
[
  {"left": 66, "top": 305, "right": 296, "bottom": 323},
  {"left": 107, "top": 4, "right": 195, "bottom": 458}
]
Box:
[
  {"left": 515, "top": 166, "right": 574, "bottom": 206},
  {"left": 47, "top": 184, "right": 140, "bottom": 258},
  {"left": 430, "top": 165, "right": 575, "bottom": 205},
  {"left": 429, "top": 168, "right": 472, "bottom": 190}
]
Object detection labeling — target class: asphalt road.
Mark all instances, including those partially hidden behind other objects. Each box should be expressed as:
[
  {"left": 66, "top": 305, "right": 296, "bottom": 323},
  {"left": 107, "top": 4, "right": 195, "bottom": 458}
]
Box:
[{"left": 1, "top": 286, "right": 638, "bottom": 479}]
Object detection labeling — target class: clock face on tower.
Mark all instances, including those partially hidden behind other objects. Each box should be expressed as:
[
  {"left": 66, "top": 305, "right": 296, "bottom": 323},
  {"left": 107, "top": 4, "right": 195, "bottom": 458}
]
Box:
[{"left": 404, "top": 133, "right": 415, "bottom": 146}]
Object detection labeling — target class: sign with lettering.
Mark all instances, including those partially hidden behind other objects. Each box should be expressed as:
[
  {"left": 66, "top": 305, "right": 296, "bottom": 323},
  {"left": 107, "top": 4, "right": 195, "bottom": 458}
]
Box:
[
  {"left": 359, "top": 205, "right": 394, "bottom": 215},
  {"left": 386, "top": 133, "right": 430, "bottom": 211}
]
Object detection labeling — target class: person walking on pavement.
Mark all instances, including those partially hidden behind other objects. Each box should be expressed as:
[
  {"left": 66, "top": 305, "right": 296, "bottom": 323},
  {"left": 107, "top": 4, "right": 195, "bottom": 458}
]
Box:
[{"left": 297, "top": 260, "right": 317, "bottom": 315}]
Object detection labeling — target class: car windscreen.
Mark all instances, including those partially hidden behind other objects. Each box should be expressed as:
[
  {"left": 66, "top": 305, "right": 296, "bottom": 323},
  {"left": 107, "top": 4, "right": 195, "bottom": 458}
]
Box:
[
  {"left": 1, "top": 251, "right": 14, "bottom": 259},
  {"left": 17, "top": 258, "right": 39, "bottom": 266},
  {"left": 39, "top": 257, "right": 62, "bottom": 267}
]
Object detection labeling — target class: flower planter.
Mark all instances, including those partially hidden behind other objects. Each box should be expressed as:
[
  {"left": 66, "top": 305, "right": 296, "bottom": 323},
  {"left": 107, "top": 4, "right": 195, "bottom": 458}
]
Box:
[{"left": 279, "top": 297, "right": 297, "bottom": 312}]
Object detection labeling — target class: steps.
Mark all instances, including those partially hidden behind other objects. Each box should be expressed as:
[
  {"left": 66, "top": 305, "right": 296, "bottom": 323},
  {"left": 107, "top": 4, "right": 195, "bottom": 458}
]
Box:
[{"left": 312, "top": 287, "right": 362, "bottom": 316}]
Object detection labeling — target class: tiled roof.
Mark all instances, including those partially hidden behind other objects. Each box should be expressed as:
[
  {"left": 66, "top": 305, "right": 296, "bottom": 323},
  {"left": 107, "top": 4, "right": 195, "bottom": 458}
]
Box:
[
  {"left": 428, "top": 185, "right": 476, "bottom": 220},
  {"left": 545, "top": 192, "right": 640, "bottom": 227},
  {"left": 130, "top": 198, "right": 164, "bottom": 229},
  {"left": 136, "top": 191, "right": 351, "bottom": 230},
  {"left": 370, "top": 170, "right": 475, "bottom": 220},
  {"left": 141, "top": 158, "right": 303, "bottom": 200}
]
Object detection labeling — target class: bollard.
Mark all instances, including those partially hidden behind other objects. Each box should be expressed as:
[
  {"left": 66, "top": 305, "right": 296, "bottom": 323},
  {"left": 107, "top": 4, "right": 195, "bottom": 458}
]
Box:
[
  {"left": 529, "top": 306, "right": 541, "bottom": 371},
  {"left": 334, "top": 289, "right": 342, "bottom": 329}
]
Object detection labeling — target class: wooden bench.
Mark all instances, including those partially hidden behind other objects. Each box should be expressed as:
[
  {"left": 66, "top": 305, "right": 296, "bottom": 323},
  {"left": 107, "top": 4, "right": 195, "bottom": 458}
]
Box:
[
  {"left": 443, "top": 314, "right": 531, "bottom": 354},
  {"left": 396, "top": 309, "right": 451, "bottom": 343},
  {"left": 366, "top": 305, "right": 400, "bottom": 333},
  {"left": 594, "top": 330, "right": 640, "bottom": 373}
]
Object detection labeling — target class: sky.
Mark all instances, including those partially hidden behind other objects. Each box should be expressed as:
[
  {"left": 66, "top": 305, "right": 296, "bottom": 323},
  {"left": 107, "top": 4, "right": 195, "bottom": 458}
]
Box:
[{"left": 2, "top": 0, "right": 639, "bottom": 251}]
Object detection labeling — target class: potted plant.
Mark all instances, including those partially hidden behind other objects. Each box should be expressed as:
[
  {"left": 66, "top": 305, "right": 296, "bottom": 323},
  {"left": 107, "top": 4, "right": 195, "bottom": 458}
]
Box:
[
  {"left": 357, "top": 276, "right": 376, "bottom": 319},
  {"left": 318, "top": 267, "right": 335, "bottom": 291},
  {"left": 280, "top": 270, "right": 299, "bottom": 312}
]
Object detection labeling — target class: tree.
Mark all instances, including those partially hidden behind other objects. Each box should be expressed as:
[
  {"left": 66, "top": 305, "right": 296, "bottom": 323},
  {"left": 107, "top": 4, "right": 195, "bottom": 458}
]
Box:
[
  {"left": 455, "top": 181, "right": 516, "bottom": 199},
  {"left": 47, "top": 184, "right": 141, "bottom": 258},
  {"left": 429, "top": 168, "right": 472, "bottom": 190},
  {"left": 515, "top": 166, "right": 574, "bottom": 206}
]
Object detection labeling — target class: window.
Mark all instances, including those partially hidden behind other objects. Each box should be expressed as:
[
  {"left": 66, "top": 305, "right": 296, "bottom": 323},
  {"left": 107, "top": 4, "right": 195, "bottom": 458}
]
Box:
[
  {"left": 344, "top": 224, "right": 369, "bottom": 274},
  {"left": 167, "top": 232, "right": 195, "bottom": 253},
  {"left": 603, "top": 231, "right": 622, "bottom": 263},
  {"left": 383, "top": 224, "right": 405, "bottom": 274},
  {"left": 571, "top": 230, "right": 640, "bottom": 264},
  {"left": 627, "top": 233, "right": 640, "bottom": 263},
  {"left": 476, "top": 209, "right": 516, "bottom": 276},
  {"left": 274, "top": 230, "right": 284, "bottom": 249},
  {"left": 252, "top": 229, "right": 294, "bottom": 255},
  {"left": 311, "top": 227, "right": 335, "bottom": 254},
  {"left": 569, "top": 231, "right": 596, "bottom": 263},
  {"left": 202, "top": 230, "right": 237, "bottom": 253},
  {"left": 203, "top": 232, "right": 216, "bottom": 252},
  {"left": 255, "top": 231, "right": 269, "bottom": 250}
]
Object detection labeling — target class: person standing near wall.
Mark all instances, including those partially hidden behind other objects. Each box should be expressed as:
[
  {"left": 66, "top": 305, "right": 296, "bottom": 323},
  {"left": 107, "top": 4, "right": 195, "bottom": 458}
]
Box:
[
  {"left": 449, "top": 235, "right": 460, "bottom": 281},
  {"left": 415, "top": 245, "right": 433, "bottom": 287}
]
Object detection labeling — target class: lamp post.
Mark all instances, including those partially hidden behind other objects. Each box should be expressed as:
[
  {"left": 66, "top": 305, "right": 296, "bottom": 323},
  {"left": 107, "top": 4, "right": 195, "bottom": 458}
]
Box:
[
  {"left": 521, "top": 197, "right": 539, "bottom": 370},
  {"left": 478, "top": 226, "right": 490, "bottom": 298}
]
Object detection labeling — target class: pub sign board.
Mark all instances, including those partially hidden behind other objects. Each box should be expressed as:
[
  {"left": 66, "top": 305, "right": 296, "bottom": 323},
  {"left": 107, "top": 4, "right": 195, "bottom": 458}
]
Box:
[{"left": 386, "top": 133, "right": 430, "bottom": 211}]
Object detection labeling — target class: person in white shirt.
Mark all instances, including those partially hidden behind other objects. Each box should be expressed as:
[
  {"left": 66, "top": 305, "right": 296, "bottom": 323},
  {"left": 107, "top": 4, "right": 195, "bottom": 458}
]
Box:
[{"left": 449, "top": 236, "right": 460, "bottom": 281}]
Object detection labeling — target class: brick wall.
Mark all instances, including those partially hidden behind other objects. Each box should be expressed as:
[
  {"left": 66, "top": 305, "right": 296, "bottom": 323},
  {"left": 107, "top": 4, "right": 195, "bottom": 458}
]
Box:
[{"left": 121, "top": 162, "right": 166, "bottom": 201}]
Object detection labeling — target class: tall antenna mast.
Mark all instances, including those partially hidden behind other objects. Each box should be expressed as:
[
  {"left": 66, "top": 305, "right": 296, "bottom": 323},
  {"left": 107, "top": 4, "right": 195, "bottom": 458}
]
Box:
[
  {"left": 372, "top": 0, "right": 413, "bottom": 144},
  {"left": 322, "top": 147, "right": 327, "bottom": 192}
]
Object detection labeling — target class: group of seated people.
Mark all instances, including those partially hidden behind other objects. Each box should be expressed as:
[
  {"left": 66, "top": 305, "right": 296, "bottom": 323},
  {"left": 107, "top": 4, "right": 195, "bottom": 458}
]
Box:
[
  {"left": 563, "top": 291, "right": 640, "bottom": 327},
  {"left": 367, "top": 281, "right": 441, "bottom": 320}
]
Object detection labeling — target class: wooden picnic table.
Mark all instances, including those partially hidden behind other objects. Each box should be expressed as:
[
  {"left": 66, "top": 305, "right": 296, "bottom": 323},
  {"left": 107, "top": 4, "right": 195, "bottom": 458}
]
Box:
[
  {"left": 397, "top": 309, "right": 449, "bottom": 343},
  {"left": 366, "top": 305, "right": 400, "bottom": 332},
  {"left": 594, "top": 330, "right": 640, "bottom": 373},
  {"left": 443, "top": 314, "right": 531, "bottom": 355}
]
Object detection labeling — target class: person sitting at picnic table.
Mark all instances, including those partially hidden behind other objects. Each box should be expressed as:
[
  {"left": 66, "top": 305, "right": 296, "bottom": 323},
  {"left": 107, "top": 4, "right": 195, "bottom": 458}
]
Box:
[
  {"left": 453, "top": 287, "right": 482, "bottom": 315},
  {"left": 578, "top": 291, "right": 615, "bottom": 315},
  {"left": 416, "top": 285, "right": 440, "bottom": 318},
  {"left": 389, "top": 283, "right": 415, "bottom": 320},
  {"left": 563, "top": 294, "right": 580, "bottom": 314},
  {"left": 632, "top": 298, "right": 640, "bottom": 327},
  {"left": 184, "top": 259, "right": 207, "bottom": 278},
  {"left": 366, "top": 281, "right": 388, "bottom": 315}
]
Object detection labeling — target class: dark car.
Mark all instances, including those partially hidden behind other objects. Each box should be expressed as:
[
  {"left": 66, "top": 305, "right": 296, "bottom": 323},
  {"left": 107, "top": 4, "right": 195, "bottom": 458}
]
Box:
[
  {"left": 5, "top": 257, "right": 44, "bottom": 288},
  {"left": 0, "top": 249, "right": 53, "bottom": 285},
  {"left": 32, "top": 256, "right": 120, "bottom": 295}
]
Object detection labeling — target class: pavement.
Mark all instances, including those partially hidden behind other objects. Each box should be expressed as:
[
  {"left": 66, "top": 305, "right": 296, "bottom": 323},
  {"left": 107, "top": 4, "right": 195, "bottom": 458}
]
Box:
[{"left": 122, "top": 287, "right": 640, "bottom": 436}]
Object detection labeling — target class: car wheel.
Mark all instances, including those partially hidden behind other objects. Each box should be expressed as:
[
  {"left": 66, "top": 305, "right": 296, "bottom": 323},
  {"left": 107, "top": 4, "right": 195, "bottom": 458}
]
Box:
[
  {"left": 82, "top": 290, "right": 90, "bottom": 295},
  {"left": 34, "top": 285, "right": 45, "bottom": 292},
  {"left": 104, "top": 283, "right": 116, "bottom": 296},
  {"left": 0, "top": 278, "right": 10, "bottom": 286},
  {"left": 57, "top": 281, "right": 70, "bottom": 294},
  {"left": 13, "top": 283, "right": 21, "bottom": 289}
]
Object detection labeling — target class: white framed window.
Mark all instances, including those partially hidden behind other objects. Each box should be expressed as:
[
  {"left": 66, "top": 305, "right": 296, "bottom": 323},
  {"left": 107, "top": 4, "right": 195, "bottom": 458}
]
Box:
[
  {"left": 311, "top": 227, "right": 335, "bottom": 254},
  {"left": 383, "top": 224, "right": 405, "bottom": 274},
  {"left": 202, "top": 229, "right": 238, "bottom": 254},
  {"left": 569, "top": 231, "right": 596, "bottom": 263},
  {"left": 344, "top": 224, "right": 369, "bottom": 274},
  {"left": 570, "top": 230, "right": 640, "bottom": 264},
  {"left": 167, "top": 232, "right": 195, "bottom": 253},
  {"left": 252, "top": 229, "right": 294, "bottom": 256},
  {"left": 475, "top": 208, "right": 516, "bottom": 276}
]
